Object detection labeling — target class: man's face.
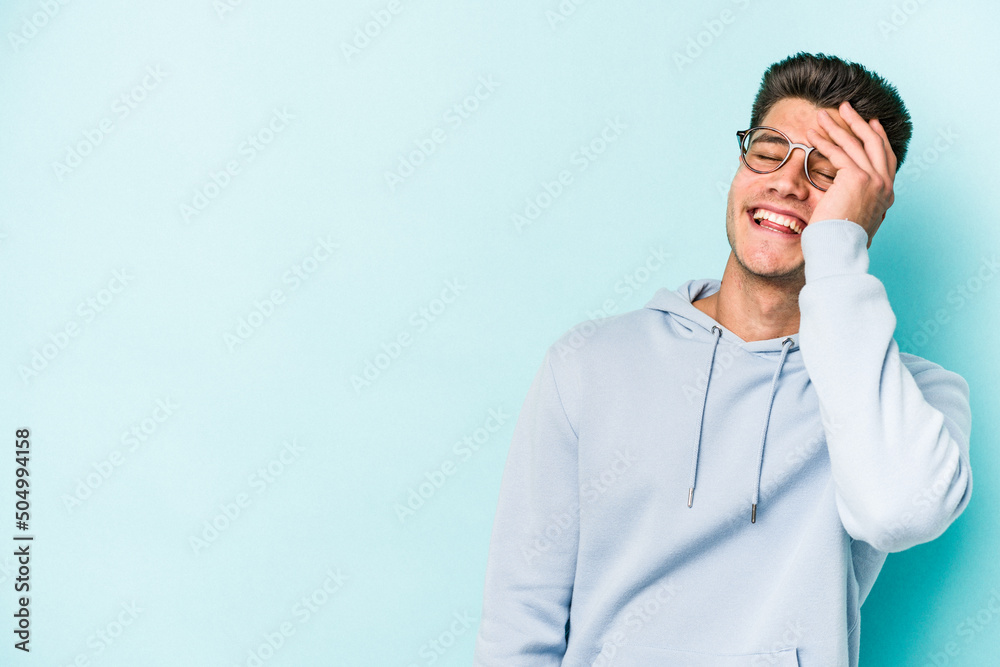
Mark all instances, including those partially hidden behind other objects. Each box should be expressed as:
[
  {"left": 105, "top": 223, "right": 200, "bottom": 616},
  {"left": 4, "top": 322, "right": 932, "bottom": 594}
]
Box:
[{"left": 725, "top": 97, "right": 854, "bottom": 283}]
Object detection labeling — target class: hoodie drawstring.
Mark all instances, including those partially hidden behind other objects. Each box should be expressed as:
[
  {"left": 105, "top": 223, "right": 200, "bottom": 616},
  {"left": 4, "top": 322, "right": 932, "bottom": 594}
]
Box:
[
  {"left": 750, "top": 336, "right": 795, "bottom": 523},
  {"left": 686, "top": 331, "right": 796, "bottom": 524},
  {"left": 687, "top": 325, "right": 723, "bottom": 508}
]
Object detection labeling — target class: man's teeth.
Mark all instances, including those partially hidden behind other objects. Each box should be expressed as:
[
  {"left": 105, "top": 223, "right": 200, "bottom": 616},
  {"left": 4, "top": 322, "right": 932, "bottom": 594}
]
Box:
[{"left": 752, "top": 209, "right": 803, "bottom": 234}]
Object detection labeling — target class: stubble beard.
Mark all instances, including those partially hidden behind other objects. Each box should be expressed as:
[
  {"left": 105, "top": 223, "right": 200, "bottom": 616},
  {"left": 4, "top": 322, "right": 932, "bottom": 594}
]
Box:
[{"left": 725, "top": 195, "right": 806, "bottom": 288}]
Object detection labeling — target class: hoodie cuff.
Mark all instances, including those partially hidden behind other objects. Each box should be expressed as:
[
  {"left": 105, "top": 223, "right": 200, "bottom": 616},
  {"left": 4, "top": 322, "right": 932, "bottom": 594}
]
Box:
[{"left": 801, "top": 218, "right": 870, "bottom": 282}]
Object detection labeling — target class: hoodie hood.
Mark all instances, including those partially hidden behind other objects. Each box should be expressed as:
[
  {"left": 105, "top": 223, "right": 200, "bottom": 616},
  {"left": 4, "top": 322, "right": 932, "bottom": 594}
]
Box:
[
  {"left": 644, "top": 278, "right": 798, "bottom": 523},
  {"left": 644, "top": 278, "right": 800, "bottom": 353}
]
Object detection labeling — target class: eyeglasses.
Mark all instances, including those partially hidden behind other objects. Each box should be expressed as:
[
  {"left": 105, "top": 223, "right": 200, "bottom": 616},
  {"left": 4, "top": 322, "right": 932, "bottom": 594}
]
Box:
[{"left": 736, "top": 127, "right": 837, "bottom": 192}]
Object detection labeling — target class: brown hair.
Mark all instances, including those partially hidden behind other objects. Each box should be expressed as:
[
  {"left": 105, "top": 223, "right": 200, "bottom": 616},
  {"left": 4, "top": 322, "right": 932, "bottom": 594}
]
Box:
[{"left": 750, "top": 52, "right": 913, "bottom": 168}]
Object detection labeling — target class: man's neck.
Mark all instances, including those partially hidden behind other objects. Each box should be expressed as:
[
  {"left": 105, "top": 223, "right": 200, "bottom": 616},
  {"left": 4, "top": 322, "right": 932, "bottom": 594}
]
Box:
[{"left": 692, "top": 253, "right": 803, "bottom": 343}]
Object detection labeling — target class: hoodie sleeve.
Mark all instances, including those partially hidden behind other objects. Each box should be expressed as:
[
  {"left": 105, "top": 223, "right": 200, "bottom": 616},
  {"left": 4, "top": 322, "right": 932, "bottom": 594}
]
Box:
[
  {"left": 798, "top": 218, "right": 973, "bottom": 553},
  {"left": 473, "top": 346, "right": 580, "bottom": 666}
]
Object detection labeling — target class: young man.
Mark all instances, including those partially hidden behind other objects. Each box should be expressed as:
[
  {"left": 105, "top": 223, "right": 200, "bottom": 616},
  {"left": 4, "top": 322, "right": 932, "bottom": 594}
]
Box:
[{"left": 473, "top": 53, "right": 973, "bottom": 666}]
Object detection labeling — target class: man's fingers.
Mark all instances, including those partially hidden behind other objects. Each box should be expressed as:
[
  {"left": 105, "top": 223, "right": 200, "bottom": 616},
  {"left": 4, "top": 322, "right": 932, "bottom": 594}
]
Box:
[
  {"left": 817, "top": 110, "right": 874, "bottom": 173},
  {"left": 805, "top": 127, "right": 853, "bottom": 171},
  {"left": 838, "top": 101, "right": 891, "bottom": 177},
  {"left": 870, "top": 118, "right": 898, "bottom": 178}
]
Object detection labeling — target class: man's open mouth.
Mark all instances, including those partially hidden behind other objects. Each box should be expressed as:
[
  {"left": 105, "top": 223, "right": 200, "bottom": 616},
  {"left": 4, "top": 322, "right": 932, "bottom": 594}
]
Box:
[{"left": 750, "top": 208, "right": 805, "bottom": 235}]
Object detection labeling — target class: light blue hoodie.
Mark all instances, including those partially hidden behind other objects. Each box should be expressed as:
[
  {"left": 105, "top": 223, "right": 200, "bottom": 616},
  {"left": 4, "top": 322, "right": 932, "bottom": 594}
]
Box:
[{"left": 473, "top": 219, "right": 973, "bottom": 666}]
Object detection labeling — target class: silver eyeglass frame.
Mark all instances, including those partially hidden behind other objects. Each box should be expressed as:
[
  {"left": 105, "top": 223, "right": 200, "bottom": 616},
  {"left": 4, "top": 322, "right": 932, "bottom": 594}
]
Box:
[{"left": 736, "top": 126, "right": 832, "bottom": 192}]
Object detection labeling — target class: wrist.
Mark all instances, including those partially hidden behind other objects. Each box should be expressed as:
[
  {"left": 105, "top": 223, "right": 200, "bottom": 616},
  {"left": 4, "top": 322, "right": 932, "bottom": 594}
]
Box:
[{"left": 801, "top": 219, "right": 870, "bottom": 281}]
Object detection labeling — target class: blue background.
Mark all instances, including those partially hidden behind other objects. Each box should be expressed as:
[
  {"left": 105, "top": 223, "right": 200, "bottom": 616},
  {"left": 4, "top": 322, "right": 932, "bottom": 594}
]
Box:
[{"left": 1, "top": 1, "right": 997, "bottom": 665}]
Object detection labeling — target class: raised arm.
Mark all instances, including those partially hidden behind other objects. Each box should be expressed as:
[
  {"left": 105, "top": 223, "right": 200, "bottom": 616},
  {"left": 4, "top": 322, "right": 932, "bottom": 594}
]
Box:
[{"left": 798, "top": 218, "right": 972, "bottom": 552}]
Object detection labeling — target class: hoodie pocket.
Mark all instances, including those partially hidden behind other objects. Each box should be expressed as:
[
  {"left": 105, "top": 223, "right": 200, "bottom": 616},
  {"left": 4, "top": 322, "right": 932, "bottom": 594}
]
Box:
[{"left": 610, "top": 644, "right": 799, "bottom": 666}]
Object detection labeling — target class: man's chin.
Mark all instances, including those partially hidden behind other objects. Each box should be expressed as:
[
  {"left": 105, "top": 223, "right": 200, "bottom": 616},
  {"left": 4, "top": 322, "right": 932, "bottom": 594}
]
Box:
[{"left": 733, "top": 252, "right": 805, "bottom": 284}]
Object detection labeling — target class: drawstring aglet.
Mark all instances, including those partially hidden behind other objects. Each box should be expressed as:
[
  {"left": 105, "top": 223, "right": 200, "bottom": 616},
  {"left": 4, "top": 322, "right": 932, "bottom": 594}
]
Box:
[
  {"left": 751, "top": 503, "right": 757, "bottom": 524},
  {"left": 687, "top": 488, "right": 694, "bottom": 508}
]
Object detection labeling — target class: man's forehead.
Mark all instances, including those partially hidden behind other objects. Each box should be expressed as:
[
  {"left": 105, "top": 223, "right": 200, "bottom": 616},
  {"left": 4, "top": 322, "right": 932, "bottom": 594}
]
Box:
[{"left": 760, "top": 98, "right": 852, "bottom": 142}]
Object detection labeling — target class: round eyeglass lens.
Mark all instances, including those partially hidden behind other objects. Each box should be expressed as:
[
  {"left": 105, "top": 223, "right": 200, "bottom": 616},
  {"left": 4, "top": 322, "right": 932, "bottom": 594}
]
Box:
[
  {"left": 805, "top": 149, "right": 836, "bottom": 191},
  {"left": 742, "top": 128, "right": 788, "bottom": 172},
  {"left": 742, "top": 128, "right": 837, "bottom": 190}
]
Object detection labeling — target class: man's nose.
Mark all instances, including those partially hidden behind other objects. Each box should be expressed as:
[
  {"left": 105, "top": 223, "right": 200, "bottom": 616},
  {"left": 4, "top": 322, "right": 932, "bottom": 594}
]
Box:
[{"left": 766, "top": 146, "right": 812, "bottom": 198}]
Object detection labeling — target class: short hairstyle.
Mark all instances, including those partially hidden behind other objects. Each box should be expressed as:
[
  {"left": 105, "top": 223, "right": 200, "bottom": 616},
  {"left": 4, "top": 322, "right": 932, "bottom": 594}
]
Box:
[{"left": 749, "top": 52, "right": 913, "bottom": 169}]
